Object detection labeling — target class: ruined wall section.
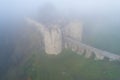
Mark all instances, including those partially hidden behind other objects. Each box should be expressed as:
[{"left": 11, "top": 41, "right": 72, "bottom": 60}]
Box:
[
  {"left": 26, "top": 18, "right": 120, "bottom": 61},
  {"left": 64, "top": 21, "right": 83, "bottom": 41},
  {"left": 26, "top": 18, "right": 62, "bottom": 55},
  {"left": 45, "top": 25, "right": 62, "bottom": 55},
  {"left": 64, "top": 37, "right": 120, "bottom": 61}
]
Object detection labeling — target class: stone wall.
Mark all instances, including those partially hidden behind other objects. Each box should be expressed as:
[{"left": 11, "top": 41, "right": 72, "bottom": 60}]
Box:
[
  {"left": 26, "top": 18, "right": 120, "bottom": 61},
  {"left": 26, "top": 18, "right": 62, "bottom": 55},
  {"left": 64, "top": 37, "right": 120, "bottom": 61},
  {"left": 64, "top": 21, "right": 83, "bottom": 41}
]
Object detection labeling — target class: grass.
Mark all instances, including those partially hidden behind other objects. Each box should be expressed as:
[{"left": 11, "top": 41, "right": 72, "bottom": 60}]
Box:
[{"left": 4, "top": 49, "right": 120, "bottom": 80}]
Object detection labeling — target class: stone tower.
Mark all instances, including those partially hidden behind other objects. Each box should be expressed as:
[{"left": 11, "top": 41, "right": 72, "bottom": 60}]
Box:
[
  {"left": 26, "top": 18, "right": 62, "bottom": 55},
  {"left": 43, "top": 25, "right": 62, "bottom": 55},
  {"left": 64, "top": 21, "right": 83, "bottom": 41}
]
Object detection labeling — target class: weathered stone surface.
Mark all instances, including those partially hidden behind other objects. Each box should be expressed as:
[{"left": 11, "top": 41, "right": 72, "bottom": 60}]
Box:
[
  {"left": 26, "top": 18, "right": 62, "bottom": 55},
  {"left": 64, "top": 21, "right": 83, "bottom": 41},
  {"left": 45, "top": 25, "right": 62, "bottom": 54},
  {"left": 65, "top": 37, "right": 120, "bottom": 61},
  {"left": 85, "top": 49, "right": 92, "bottom": 58},
  {"left": 26, "top": 18, "right": 120, "bottom": 61}
]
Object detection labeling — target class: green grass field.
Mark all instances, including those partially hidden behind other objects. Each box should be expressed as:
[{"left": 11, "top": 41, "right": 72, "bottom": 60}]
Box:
[{"left": 4, "top": 49, "right": 120, "bottom": 80}]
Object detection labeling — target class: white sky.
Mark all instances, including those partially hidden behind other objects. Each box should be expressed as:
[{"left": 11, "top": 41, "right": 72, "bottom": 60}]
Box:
[{"left": 0, "top": 0, "right": 120, "bottom": 18}]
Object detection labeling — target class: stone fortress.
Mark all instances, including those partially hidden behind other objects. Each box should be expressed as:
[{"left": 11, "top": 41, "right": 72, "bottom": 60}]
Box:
[{"left": 26, "top": 18, "right": 120, "bottom": 61}]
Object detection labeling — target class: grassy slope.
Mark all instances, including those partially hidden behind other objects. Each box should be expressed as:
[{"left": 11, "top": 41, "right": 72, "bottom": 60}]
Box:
[{"left": 4, "top": 49, "right": 120, "bottom": 80}]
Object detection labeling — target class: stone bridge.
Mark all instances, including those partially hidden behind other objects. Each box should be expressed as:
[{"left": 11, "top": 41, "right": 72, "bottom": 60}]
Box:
[{"left": 64, "top": 37, "right": 120, "bottom": 61}]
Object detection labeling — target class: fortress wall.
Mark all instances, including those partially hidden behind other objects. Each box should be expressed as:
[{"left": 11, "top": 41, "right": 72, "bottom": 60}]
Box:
[
  {"left": 71, "top": 43, "right": 78, "bottom": 52},
  {"left": 101, "top": 51, "right": 120, "bottom": 61},
  {"left": 93, "top": 50, "right": 105, "bottom": 60},
  {"left": 65, "top": 37, "right": 120, "bottom": 61},
  {"left": 76, "top": 44, "right": 85, "bottom": 55},
  {"left": 64, "top": 21, "right": 83, "bottom": 41},
  {"left": 27, "top": 18, "right": 120, "bottom": 61},
  {"left": 26, "top": 18, "right": 62, "bottom": 55},
  {"left": 76, "top": 45, "right": 85, "bottom": 55},
  {"left": 85, "top": 48, "right": 93, "bottom": 58}
]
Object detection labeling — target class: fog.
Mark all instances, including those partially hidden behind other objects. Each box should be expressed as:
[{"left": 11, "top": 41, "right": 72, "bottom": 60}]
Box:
[
  {"left": 1, "top": 0, "right": 120, "bottom": 19},
  {"left": 1, "top": 0, "right": 120, "bottom": 30},
  {"left": 0, "top": 0, "right": 120, "bottom": 51},
  {"left": 1, "top": 0, "right": 120, "bottom": 51},
  {"left": 1, "top": 0, "right": 120, "bottom": 80}
]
